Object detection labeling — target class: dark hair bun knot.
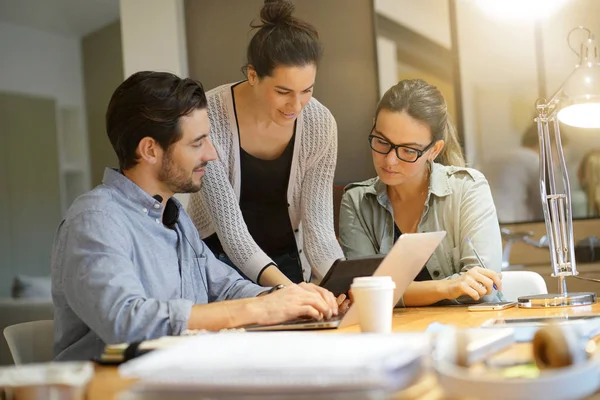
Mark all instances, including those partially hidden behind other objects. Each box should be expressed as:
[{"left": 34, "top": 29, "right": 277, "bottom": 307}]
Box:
[{"left": 260, "top": 0, "right": 295, "bottom": 26}]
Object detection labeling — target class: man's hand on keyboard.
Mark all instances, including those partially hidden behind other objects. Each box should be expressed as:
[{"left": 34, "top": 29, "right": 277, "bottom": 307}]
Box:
[
  {"left": 252, "top": 284, "right": 336, "bottom": 325},
  {"left": 296, "top": 282, "right": 339, "bottom": 319},
  {"left": 336, "top": 293, "right": 351, "bottom": 315}
]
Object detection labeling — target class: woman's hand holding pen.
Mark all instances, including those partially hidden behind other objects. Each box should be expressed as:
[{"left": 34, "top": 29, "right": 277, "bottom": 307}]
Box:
[{"left": 445, "top": 267, "right": 503, "bottom": 301}]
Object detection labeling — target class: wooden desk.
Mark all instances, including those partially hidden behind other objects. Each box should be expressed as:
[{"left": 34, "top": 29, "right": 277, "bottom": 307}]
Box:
[{"left": 87, "top": 304, "right": 600, "bottom": 400}]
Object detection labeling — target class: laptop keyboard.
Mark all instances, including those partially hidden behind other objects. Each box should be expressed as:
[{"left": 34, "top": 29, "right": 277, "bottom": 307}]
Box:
[
  {"left": 284, "top": 313, "right": 344, "bottom": 326},
  {"left": 242, "top": 310, "right": 347, "bottom": 330}
]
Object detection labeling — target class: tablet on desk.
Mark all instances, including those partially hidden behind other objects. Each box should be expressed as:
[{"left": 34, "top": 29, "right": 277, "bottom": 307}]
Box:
[
  {"left": 318, "top": 254, "right": 386, "bottom": 296},
  {"left": 482, "top": 314, "right": 600, "bottom": 326},
  {"left": 480, "top": 314, "right": 600, "bottom": 343}
]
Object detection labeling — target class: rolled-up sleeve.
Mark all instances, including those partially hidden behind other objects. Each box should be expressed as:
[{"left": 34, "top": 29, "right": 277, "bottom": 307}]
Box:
[
  {"left": 60, "top": 211, "right": 193, "bottom": 344},
  {"left": 447, "top": 178, "right": 503, "bottom": 304},
  {"left": 457, "top": 179, "right": 503, "bottom": 273}
]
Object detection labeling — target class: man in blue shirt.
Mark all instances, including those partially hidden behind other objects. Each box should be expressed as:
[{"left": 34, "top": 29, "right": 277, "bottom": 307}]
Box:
[{"left": 51, "top": 71, "right": 339, "bottom": 361}]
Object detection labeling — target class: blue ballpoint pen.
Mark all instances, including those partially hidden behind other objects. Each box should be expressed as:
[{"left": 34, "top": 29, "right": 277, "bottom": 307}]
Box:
[{"left": 465, "top": 238, "right": 506, "bottom": 301}]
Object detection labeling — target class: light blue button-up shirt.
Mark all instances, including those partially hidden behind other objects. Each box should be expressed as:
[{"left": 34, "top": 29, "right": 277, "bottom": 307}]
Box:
[{"left": 51, "top": 168, "right": 265, "bottom": 361}]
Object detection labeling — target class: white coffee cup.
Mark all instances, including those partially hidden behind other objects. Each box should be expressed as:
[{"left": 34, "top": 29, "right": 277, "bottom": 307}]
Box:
[{"left": 350, "top": 276, "right": 396, "bottom": 333}]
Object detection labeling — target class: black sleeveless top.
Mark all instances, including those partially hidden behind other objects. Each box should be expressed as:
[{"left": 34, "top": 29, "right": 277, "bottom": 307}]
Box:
[
  {"left": 236, "top": 131, "right": 297, "bottom": 255},
  {"left": 204, "top": 83, "right": 297, "bottom": 258}
]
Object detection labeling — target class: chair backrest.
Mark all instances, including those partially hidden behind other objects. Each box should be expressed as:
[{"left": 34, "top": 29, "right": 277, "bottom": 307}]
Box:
[
  {"left": 0, "top": 299, "right": 54, "bottom": 366},
  {"left": 501, "top": 271, "right": 548, "bottom": 302},
  {"left": 3, "top": 320, "right": 54, "bottom": 364}
]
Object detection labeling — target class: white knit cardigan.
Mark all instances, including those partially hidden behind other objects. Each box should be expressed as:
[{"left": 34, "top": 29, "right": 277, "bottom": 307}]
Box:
[{"left": 188, "top": 83, "right": 344, "bottom": 283}]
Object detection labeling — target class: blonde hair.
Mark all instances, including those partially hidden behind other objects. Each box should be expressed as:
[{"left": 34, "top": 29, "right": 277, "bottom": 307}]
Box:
[
  {"left": 375, "top": 79, "right": 465, "bottom": 167},
  {"left": 579, "top": 150, "right": 600, "bottom": 216}
]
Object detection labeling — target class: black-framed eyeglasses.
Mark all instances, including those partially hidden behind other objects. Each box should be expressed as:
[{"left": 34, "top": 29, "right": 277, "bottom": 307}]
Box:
[{"left": 368, "top": 133, "right": 436, "bottom": 163}]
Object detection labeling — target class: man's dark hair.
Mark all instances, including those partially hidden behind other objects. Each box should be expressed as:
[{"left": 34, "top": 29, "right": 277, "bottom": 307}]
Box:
[
  {"left": 245, "top": 0, "right": 322, "bottom": 78},
  {"left": 106, "top": 71, "right": 207, "bottom": 170}
]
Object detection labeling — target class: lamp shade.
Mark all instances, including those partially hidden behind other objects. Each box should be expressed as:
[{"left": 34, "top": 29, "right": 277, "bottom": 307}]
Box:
[
  {"left": 557, "top": 35, "right": 600, "bottom": 128},
  {"left": 557, "top": 103, "right": 600, "bottom": 128}
]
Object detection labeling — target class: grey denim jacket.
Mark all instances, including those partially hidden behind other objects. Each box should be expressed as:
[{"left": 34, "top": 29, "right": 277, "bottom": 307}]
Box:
[{"left": 339, "top": 162, "right": 502, "bottom": 306}]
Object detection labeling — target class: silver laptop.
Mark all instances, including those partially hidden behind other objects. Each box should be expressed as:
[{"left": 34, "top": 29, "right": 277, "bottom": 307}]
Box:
[{"left": 245, "top": 231, "right": 446, "bottom": 331}]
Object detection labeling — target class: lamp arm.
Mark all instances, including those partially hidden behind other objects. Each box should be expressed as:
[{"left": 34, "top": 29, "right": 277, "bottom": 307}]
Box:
[{"left": 535, "top": 107, "right": 577, "bottom": 284}]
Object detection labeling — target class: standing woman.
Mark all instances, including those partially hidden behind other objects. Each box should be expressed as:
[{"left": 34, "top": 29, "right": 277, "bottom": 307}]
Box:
[
  {"left": 188, "top": 0, "right": 343, "bottom": 294},
  {"left": 339, "top": 79, "right": 503, "bottom": 306}
]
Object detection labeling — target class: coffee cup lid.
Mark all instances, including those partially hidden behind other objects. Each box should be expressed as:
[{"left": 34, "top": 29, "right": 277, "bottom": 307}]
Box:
[{"left": 351, "top": 276, "right": 396, "bottom": 289}]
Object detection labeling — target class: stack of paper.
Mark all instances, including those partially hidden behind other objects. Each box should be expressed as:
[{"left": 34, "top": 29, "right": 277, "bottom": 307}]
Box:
[{"left": 118, "top": 332, "right": 428, "bottom": 396}]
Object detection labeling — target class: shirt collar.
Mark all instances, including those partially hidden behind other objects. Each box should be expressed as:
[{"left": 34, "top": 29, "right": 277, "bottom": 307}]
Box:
[
  {"left": 429, "top": 162, "right": 452, "bottom": 197},
  {"left": 373, "top": 177, "right": 387, "bottom": 199},
  {"left": 101, "top": 168, "right": 183, "bottom": 219},
  {"left": 369, "top": 162, "right": 453, "bottom": 205}
]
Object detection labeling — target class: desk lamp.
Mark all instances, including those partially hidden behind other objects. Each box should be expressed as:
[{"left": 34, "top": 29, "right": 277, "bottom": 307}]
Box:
[{"left": 519, "top": 27, "right": 600, "bottom": 307}]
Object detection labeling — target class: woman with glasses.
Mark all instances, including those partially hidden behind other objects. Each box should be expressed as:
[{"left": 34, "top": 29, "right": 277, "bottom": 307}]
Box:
[{"left": 339, "top": 79, "right": 503, "bottom": 306}]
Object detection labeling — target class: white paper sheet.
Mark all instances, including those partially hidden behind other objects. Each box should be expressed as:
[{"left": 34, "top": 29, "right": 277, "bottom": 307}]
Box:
[{"left": 119, "top": 332, "right": 428, "bottom": 393}]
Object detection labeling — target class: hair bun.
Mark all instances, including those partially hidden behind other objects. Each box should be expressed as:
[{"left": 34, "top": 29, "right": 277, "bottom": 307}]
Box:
[{"left": 260, "top": 0, "right": 295, "bottom": 26}]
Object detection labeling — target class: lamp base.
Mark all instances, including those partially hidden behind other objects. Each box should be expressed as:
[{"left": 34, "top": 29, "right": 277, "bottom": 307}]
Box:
[{"left": 517, "top": 292, "right": 596, "bottom": 308}]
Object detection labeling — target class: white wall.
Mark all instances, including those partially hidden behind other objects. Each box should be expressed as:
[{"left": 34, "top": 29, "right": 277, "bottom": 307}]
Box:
[
  {"left": 120, "top": 0, "right": 190, "bottom": 207},
  {"left": 374, "top": 0, "right": 451, "bottom": 49},
  {"left": 376, "top": 36, "right": 398, "bottom": 98},
  {"left": 119, "top": 0, "right": 188, "bottom": 79},
  {"left": 0, "top": 21, "right": 91, "bottom": 211},
  {"left": 456, "top": 2, "right": 538, "bottom": 167},
  {"left": 0, "top": 21, "right": 85, "bottom": 107}
]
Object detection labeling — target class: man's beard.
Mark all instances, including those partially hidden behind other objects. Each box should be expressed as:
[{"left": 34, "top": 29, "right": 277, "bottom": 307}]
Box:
[{"left": 159, "top": 150, "right": 206, "bottom": 194}]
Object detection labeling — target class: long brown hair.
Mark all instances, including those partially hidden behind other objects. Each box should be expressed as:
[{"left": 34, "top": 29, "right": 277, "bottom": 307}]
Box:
[
  {"left": 375, "top": 79, "right": 465, "bottom": 167},
  {"left": 579, "top": 150, "right": 600, "bottom": 216}
]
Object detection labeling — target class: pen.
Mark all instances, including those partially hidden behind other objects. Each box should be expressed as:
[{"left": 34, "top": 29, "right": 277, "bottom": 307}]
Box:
[{"left": 465, "top": 238, "right": 506, "bottom": 301}]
